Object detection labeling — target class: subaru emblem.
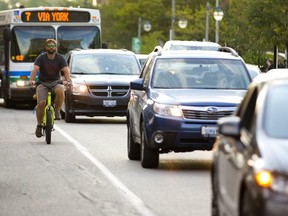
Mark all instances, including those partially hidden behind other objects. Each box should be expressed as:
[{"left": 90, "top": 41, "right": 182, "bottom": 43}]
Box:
[{"left": 207, "top": 106, "right": 218, "bottom": 113}]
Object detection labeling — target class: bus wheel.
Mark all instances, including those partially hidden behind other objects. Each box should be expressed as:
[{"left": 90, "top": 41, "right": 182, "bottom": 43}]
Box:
[{"left": 4, "top": 98, "right": 15, "bottom": 108}]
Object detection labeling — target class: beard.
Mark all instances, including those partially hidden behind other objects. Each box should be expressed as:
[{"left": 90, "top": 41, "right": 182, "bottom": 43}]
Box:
[{"left": 47, "top": 49, "right": 56, "bottom": 54}]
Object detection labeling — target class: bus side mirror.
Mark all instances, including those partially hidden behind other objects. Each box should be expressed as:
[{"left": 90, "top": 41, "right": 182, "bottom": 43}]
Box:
[{"left": 3, "top": 28, "right": 11, "bottom": 42}]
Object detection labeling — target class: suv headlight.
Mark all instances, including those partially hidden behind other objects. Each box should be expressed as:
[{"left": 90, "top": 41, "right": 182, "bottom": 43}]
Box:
[
  {"left": 73, "top": 84, "right": 88, "bottom": 94},
  {"left": 153, "top": 102, "right": 182, "bottom": 117}
]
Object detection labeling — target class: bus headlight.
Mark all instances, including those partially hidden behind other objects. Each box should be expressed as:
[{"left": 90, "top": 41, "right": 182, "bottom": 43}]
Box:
[{"left": 16, "top": 80, "right": 26, "bottom": 87}]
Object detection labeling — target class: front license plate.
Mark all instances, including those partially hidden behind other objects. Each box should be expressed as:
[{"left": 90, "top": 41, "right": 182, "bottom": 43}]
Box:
[
  {"left": 201, "top": 126, "right": 218, "bottom": 137},
  {"left": 103, "top": 100, "right": 117, "bottom": 107}
]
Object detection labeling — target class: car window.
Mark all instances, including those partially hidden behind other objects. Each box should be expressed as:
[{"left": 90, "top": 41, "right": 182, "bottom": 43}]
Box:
[
  {"left": 142, "top": 58, "right": 154, "bottom": 88},
  {"left": 150, "top": 58, "right": 250, "bottom": 89},
  {"left": 263, "top": 84, "right": 288, "bottom": 138},
  {"left": 71, "top": 53, "right": 140, "bottom": 75},
  {"left": 239, "top": 88, "right": 258, "bottom": 132},
  {"left": 170, "top": 45, "right": 219, "bottom": 51}
]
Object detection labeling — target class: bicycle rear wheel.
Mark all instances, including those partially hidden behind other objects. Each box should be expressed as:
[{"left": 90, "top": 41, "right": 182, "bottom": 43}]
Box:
[{"left": 45, "top": 109, "right": 52, "bottom": 144}]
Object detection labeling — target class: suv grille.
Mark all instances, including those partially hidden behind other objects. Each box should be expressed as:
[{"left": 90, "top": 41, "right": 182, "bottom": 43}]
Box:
[
  {"left": 89, "top": 85, "right": 130, "bottom": 97},
  {"left": 182, "top": 109, "right": 233, "bottom": 120}
]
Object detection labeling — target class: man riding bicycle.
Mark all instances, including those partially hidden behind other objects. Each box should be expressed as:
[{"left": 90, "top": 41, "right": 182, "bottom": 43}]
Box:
[{"left": 29, "top": 38, "right": 71, "bottom": 138}]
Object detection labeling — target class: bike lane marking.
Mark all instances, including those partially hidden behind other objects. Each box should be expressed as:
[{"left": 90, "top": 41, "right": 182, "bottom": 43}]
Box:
[{"left": 55, "top": 125, "right": 156, "bottom": 216}]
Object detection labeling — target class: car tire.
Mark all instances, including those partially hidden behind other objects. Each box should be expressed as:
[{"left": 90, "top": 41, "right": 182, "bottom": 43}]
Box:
[
  {"left": 240, "top": 188, "right": 257, "bottom": 216},
  {"left": 140, "top": 122, "right": 159, "bottom": 168},
  {"left": 127, "top": 122, "right": 140, "bottom": 160},
  {"left": 64, "top": 96, "right": 75, "bottom": 123}
]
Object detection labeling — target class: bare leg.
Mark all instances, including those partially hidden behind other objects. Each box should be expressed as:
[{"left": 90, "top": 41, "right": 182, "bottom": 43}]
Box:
[
  {"left": 36, "top": 100, "right": 46, "bottom": 125},
  {"left": 54, "top": 87, "right": 64, "bottom": 113}
]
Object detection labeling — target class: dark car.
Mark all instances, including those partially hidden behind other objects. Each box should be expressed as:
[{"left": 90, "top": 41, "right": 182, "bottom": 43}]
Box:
[
  {"left": 211, "top": 71, "right": 288, "bottom": 216},
  {"left": 61, "top": 49, "right": 141, "bottom": 122},
  {"left": 127, "top": 47, "right": 252, "bottom": 168}
]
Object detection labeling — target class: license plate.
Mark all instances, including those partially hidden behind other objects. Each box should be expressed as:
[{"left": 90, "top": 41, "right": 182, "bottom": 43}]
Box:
[
  {"left": 103, "top": 100, "right": 116, "bottom": 107},
  {"left": 201, "top": 126, "right": 218, "bottom": 137}
]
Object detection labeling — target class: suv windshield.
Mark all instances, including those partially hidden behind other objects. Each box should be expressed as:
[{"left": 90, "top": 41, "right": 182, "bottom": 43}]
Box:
[
  {"left": 151, "top": 58, "right": 250, "bottom": 89},
  {"left": 71, "top": 53, "right": 140, "bottom": 75}
]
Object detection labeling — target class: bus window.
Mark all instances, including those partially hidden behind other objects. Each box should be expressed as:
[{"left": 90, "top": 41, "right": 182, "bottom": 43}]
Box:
[
  {"left": 0, "top": 26, "right": 4, "bottom": 65},
  {"left": 11, "top": 26, "right": 55, "bottom": 62},
  {"left": 57, "top": 26, "right": 101, "bottom": 54}
]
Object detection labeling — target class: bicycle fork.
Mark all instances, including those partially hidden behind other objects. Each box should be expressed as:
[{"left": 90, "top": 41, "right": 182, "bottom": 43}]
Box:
[{"left": 43, "top": 92, "right": 55, "bottom": 129}]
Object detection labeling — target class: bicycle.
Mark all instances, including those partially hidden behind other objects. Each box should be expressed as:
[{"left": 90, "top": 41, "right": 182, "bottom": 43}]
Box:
[{"left": 33, "top": 80, "right": 63, "bottom": 144}]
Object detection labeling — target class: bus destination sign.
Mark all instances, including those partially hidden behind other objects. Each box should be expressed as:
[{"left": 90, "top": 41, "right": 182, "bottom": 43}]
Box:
[{"left": 21, "top": 11, "right": 90, "bottom": 22}]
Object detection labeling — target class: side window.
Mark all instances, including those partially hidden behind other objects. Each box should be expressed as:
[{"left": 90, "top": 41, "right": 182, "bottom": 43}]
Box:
[
  {"left": 141, "top": 58, "right": 154, "bottom": 88},
  {"left": 240, "top": 87, "right": 258, "bottom": 132},
  {"left": 66, "top": 55, "right": 71, "bottom": 65}
]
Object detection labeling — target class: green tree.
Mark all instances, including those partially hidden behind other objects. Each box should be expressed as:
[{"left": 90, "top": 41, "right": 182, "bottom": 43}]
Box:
[
  {"left": 101, "top": 0, "right": 166, "bottom": 52},
  {"left": 221, "top": 0, "right": 288, "bottom": 66}
]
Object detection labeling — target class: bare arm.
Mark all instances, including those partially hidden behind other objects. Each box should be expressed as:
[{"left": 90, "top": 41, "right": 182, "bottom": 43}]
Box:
[
  {"left": 62, "top": 66, "right": 71, "bottom": 83},
  {"left": 29, "top": 64, "right": 40, "bottom": 85}
]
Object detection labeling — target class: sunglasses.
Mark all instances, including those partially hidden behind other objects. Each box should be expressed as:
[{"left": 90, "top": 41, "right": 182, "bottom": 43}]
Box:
[{"left": 46, "top": 44, "right": 56, "bottom": 48}]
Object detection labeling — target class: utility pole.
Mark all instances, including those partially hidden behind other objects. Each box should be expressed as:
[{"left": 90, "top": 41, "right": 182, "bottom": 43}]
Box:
[
  {"left": 170, "top": 0, "right": 176, "bottom": 40},
  {"left": 205, "top": 1, "right": 210, "bottom": 41},
  {"left": 215, "top": 0, "right": 219, "bottom": 43}
]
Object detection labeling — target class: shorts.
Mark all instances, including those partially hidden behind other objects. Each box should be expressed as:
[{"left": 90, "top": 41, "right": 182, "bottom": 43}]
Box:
[{"left": 36, "top": 80, "right": 64, "bottom": 102}]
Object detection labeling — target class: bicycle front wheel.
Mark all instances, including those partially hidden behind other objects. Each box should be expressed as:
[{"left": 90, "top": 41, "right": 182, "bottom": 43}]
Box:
[{"left": 45, "top": 109, "right": 52, "bottom": 144}]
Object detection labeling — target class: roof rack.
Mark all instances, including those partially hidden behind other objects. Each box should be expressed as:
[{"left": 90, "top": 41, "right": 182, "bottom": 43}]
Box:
[
  {"left": 217, "top": 47, "right": 238, "bottom": 57},
  {"left": 72, "top": 48, "right": 83, "bottom": 51},
  {"left": 151, "top": 46, "right": 162, "bottom": 56}
]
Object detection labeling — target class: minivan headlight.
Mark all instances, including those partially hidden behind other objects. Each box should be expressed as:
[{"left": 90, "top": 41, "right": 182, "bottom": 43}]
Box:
[
  {"left": 73, "top": 84, "right": 88, "bottom": 94},
  {"left": 153, "top": 102, "right": 182, "bottom": 117}
]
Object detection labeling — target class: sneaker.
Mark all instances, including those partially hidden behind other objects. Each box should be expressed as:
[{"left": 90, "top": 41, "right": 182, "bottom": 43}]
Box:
[
  {"left": 55, "top": 111, "right": 61, "bottom": 120},
  {"left": 35, "top": 125, "right": 43, "bottom": 138}
]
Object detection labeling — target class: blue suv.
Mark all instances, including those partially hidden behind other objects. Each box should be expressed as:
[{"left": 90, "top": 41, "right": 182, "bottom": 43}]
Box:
[{"left": 127, "top": 47, "right": 252, "bottom": 168}]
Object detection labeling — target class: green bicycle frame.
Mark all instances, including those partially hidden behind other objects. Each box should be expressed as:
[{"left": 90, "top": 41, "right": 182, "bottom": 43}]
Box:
[{"left": 43, "top": 91, "right": 55, "bottom": 127}]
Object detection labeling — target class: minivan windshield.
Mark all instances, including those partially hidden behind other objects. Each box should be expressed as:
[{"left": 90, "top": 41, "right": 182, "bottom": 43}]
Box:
[{"left": 71, "top": 53, "right": 141, "bottom": 75}]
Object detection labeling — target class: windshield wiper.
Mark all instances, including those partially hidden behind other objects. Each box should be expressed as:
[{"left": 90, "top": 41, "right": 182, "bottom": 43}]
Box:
[
  {"left": 72, "top": 72, "right": 97, "bottom": 75},
  {"left": 97, "top": 72, "right": 120, "bottom": 75}
]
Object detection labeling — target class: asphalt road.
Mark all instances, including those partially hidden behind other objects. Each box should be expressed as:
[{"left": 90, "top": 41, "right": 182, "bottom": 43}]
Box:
[{"left": 0, "top": 100, "right": 213, "bottom": 216}]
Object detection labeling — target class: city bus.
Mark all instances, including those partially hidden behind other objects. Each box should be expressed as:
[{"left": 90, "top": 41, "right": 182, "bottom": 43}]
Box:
[{"left": 0, "top": 7, "right": 101, "bottom": 107}]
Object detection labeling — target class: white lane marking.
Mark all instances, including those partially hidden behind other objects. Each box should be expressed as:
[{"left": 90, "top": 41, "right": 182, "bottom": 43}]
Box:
[{"left": 55, "top": 125, "right": 156, "bottom": 216}]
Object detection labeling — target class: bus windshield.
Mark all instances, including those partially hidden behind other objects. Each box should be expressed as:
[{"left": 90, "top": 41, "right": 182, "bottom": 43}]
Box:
[
  {"left": 11, "top": 26, "right": 100, "bottom": 62},
  {"left": 57, "top": 26, "right": 100, "bottom": 54}
]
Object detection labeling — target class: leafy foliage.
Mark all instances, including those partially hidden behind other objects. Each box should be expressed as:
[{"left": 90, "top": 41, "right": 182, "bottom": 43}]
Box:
[{"left": 1, "top": 0, "right": 288, "bottom": 67}]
